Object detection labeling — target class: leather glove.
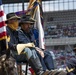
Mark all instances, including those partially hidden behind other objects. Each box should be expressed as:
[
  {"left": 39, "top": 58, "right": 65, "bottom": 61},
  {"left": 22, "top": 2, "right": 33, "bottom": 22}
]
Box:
[
  {"left": 17, "top": 43, "right": 35, "bottom": 55},
  {"left": 35, "top": 47, "right": 44, "bottom": 58}
]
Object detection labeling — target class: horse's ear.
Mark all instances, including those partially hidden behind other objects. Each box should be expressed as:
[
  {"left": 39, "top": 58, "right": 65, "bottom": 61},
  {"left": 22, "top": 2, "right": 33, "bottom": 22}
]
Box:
[{"left": 0, "top": 54, "right": 6, "bottom": 62}]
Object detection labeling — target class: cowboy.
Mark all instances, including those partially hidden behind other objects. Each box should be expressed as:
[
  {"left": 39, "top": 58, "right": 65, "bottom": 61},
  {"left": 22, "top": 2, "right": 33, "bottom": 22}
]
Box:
[
  {"left": 66, "top": 44, "right": 76, "bottom": 75},
  {"left": 18, "top": 14, "right": 55, "bottom": 71},
  {"left": 18, "top": 14, "right": 68, "bottom": 75},
  {"left": 5, "top": 12, "right": 49, "bottom": 75}
]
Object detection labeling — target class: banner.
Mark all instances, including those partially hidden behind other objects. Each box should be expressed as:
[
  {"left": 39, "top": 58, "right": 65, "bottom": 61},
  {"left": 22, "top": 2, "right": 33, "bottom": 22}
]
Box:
[
  {"left": 0, "top": 0, "right": 7, "bottom": 51},
  {"left": 27, "top": 0, "right": 45, "bottom": 49}
]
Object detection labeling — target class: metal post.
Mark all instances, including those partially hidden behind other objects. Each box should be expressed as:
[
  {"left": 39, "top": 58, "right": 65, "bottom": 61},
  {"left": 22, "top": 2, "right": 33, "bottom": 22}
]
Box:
[{"left": 22, "top": 0, "right": 24, "bottom": 11}]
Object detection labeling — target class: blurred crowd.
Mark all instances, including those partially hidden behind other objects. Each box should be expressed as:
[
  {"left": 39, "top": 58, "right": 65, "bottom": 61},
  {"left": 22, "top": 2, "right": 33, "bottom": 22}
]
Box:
[
  {"left": 44, "top": 24, "right": 76, "bottom": 38},
  {"left": 51, "top": 49, "right": 75, "bottom": 69}
]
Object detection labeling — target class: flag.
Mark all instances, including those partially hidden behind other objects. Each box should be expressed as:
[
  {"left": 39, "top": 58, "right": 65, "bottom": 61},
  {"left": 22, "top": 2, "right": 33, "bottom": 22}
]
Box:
[
  {"left": 0, "top": 0, "right": 7, "bottom": 52},
  {"left": 27, "top": 0, "right": 36, "bottom": 9},
  {"left": 27, "top": 0, "right": 45, "bottom": 49}
]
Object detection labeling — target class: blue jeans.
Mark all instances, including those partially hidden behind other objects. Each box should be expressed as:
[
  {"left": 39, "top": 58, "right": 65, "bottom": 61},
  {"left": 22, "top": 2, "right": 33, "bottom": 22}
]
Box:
[
  {"left": 23, "top": 48, "right": 38, "bottom": 59},
  {"left": 14, "top": 48, "right": 38, "bottom": 62},
  {"left": 36, "top": 51, "right": 47, "bottom": 71},
  {"left": 44, "top": 51, "right": 54, "bottom": 70},
  {"left": 37, "top": 50, "right": 55, "bottom": 70}
]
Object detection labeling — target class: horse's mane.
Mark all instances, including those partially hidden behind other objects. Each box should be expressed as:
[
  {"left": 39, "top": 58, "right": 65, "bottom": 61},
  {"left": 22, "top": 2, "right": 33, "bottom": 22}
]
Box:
[{"left": 0, "top": 54, "right": 18, "bottom": 75}]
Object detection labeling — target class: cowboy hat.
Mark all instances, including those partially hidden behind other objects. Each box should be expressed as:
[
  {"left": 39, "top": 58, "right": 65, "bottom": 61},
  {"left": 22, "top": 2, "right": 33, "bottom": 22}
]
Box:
[
  {"left": 5, "top": 13, "right": 20, "bottom": 24},
  {"left": 19, "top": 14, "right": 36, "bottom": 26}
]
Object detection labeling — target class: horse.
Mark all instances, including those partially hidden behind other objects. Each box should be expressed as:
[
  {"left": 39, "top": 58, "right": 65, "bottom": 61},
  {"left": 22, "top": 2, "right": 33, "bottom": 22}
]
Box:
[{"left": 0, "top": 54, "right": 18, "bottom": 75}]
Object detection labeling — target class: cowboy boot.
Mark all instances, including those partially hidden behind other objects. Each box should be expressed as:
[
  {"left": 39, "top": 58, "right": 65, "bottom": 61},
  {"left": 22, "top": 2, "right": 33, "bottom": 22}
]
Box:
[{"left": 28, "top": 56, "right": 49, "bottom": 75}]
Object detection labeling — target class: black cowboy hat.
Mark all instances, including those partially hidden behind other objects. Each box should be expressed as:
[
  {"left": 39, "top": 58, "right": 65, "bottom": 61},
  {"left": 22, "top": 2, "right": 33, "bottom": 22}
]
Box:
[
  {"left": 5, "top": 13, "right": 20, "bottom": 24},
  {"left": 19, "top": 14, "right": 36, "bottom": 26}
]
